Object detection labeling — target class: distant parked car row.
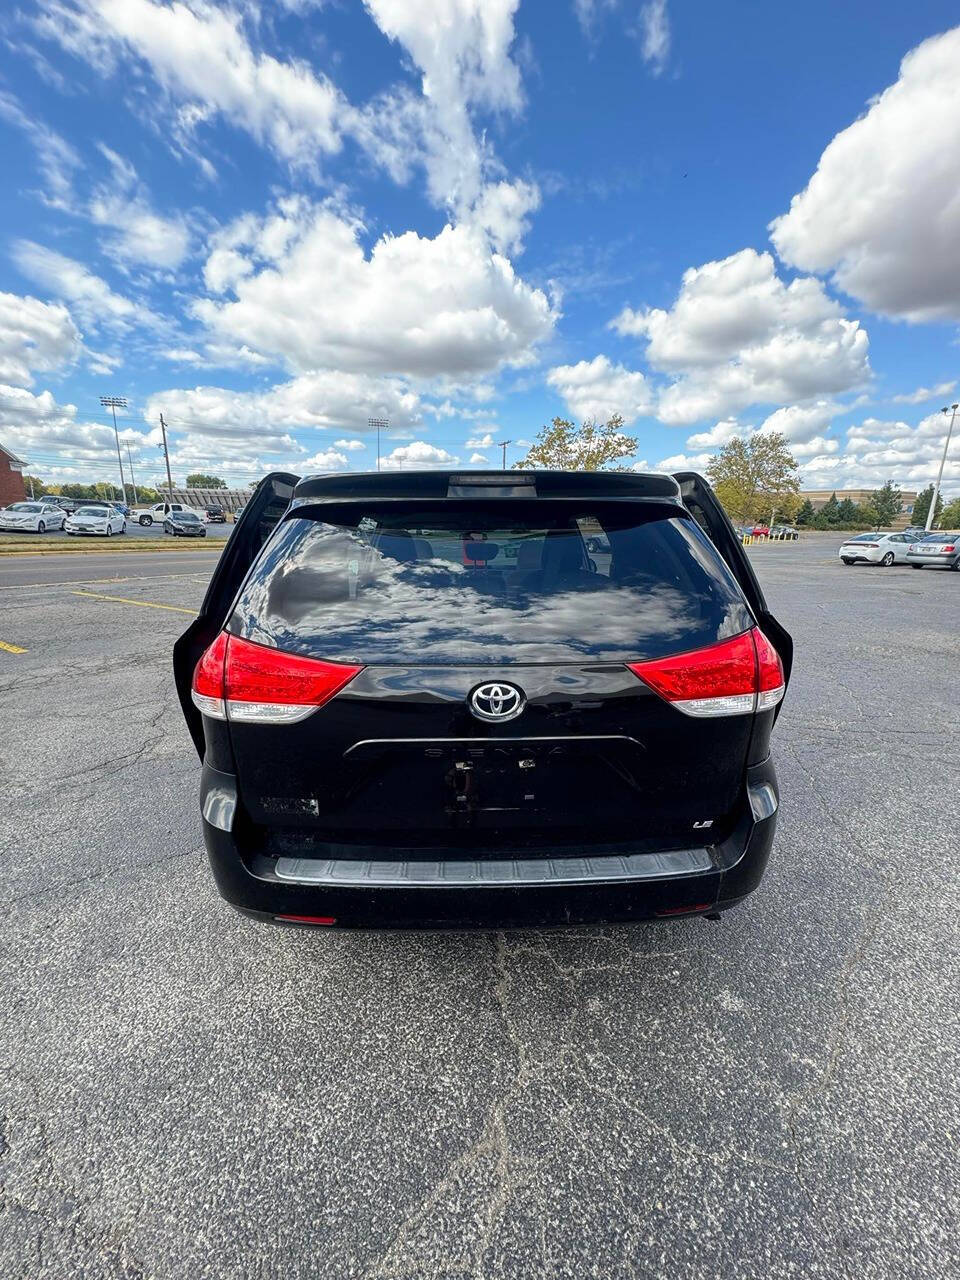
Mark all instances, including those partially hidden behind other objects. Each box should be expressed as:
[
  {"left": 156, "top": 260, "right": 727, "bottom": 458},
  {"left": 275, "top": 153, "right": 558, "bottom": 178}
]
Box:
[
  {"left": 0, "top": 497, "right": 226, "bottom": 537},
  {"left": 736, "top": 524, "right": 798, "bottom": 541},
  {"left": 839, "top": 531, "right": 960, "bottom": 569}
]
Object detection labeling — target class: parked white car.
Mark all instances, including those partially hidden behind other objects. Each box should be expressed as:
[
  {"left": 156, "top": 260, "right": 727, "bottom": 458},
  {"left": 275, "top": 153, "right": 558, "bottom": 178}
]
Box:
[
  {"left": 65, "top": 504, "right": 126, "bottom": 537},
  {"left": 0, "top": 500, "right": 67, "bottom": 533},
  {"left": 838, "top": 531, "right": 914, "bottom": 566},
  {"left": 130, "top": 501, "right": 185, "bottom": 526}
]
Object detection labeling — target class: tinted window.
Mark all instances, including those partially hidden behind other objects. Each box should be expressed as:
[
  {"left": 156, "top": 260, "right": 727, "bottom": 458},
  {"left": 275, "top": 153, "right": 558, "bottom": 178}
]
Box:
[{"left": 230, "top": 502, "right": 753, "bottom": 665}]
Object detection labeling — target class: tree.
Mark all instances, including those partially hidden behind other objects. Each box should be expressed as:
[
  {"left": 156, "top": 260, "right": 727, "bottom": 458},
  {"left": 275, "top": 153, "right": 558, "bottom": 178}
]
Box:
[
  {"left": 22, "top": 474, "right": 48, "bottom": 497},
  {"left": 836, "top": 497, "right": 859, "bottom": 524},
  {"left": 911, "top": 484, "right": 942, "bottom": 529},
  {"left": 186, "top": 473, "right": 227, "bottom": 488},
  {"left": 869, "top": 481, "right": 902, "bottom": 529},
  {"left": 707, "top": 432, "right": 800, "bottom": 523},
  {"left": 939, "top": 496, "right": 960, "bottom": 528},
  {"left": 795, "top": 499, "right": 815, "bottom": 527},
  {"left": 812, "top": 493, "right": 840, "bottom": 529},
  {"left": 514, "top": 415, "right": 637, "bottom": 471}
]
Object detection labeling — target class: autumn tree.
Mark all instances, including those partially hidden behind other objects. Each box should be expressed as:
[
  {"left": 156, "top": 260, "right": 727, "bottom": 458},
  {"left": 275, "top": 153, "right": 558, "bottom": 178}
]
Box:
[
  {"left": 514, "top": 415, "right": 637, "bottom": 471},
  {"left": 706, "top": 432, "right": 800, "bottom": 524}
]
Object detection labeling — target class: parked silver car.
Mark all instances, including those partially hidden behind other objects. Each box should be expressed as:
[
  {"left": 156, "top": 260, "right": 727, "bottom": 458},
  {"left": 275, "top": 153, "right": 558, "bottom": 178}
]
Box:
[
  {"left": 838, "top": 531, "right": 914, "bottom": 566},
  {"left": 906, "top": 533, "right": 960, "bottom": 570}
]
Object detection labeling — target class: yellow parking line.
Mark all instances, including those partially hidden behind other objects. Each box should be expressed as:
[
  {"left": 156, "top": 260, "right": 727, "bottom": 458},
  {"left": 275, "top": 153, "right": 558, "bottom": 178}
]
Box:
[
  {"left": 71, "top": 589, "right": 198, "bottom": 616},
  {"left": 0, "top": 639, "right": 27, "bottom": 653}
]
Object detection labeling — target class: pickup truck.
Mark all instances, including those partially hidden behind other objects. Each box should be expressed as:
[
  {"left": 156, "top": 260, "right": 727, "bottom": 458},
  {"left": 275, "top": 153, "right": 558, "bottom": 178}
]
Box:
[{"left": 131, "top": 501, "right": 186, "bottom": 526}]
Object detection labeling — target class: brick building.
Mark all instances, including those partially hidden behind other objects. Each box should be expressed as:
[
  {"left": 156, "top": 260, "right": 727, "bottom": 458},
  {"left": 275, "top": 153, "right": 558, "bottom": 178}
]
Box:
[
  {"left": 799, "top": 487, "right": 918, "bottom": 530},
  {"left": 0, "top": 442, "right": 27, "bottom": 507}
]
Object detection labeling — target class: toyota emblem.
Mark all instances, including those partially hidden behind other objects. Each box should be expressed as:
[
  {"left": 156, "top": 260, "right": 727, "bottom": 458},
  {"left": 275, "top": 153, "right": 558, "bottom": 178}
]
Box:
[{"left": 469, "top": 681, "right": 525, "bottom": 723}]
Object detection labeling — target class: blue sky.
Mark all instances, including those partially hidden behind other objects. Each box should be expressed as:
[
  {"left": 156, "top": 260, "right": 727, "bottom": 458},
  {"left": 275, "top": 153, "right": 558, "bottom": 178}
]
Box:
[{"left": 1, "top": 0, "right": 959, "bottom": 494}]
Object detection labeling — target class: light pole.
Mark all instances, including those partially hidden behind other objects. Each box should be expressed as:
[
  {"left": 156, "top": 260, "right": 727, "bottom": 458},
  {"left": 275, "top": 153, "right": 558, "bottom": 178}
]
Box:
[
  {"left": 100, "top": 395, "right": 128, "bottom": 502},
  {"left": 495, "top": 440, "right": 512, "bottom": 470},
  {"left": 368, "top": 418, "right": 388, "bottom": 472},
  {"left": 926, "top": 402, "right": 959, "bottom": 531},
  {"left": 126, "top": 444, "right": 139, "bottom": 505}
]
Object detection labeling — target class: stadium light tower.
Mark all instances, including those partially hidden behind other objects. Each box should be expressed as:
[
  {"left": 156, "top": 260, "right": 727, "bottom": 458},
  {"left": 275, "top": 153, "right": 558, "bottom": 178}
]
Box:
[
  {"left": 368, "top": 417, "right": 389, "bottom": 472},
  {"left": 100, "top": 395, "right": 128, "bottom": 501}
]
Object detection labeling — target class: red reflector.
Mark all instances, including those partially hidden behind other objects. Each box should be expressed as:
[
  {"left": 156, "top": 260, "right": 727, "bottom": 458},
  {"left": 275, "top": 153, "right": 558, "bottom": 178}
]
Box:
[
  {"left": 193, "top": 630, "right": 227, "bottom": 699},
  {"left": 628, "top": 630, "right": 757, "bottom": 702},
  {"left": 224, "top": 635, "right": 362, "bottom": 708},
  {"left": 944, "top": 545, "right": 955, "bottom": 553},
  {"left": 275, "top": 914, "right": 337, "bottom": 925},
  {"left": 753, "top": 627, "right": 785, "bottom": 692},
  {"left": 656, "top": 903, "right": 712, "bottom": 916}
]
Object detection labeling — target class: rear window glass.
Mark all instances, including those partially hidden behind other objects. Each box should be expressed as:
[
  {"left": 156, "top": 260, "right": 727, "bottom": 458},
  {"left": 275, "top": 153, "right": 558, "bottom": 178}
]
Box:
[{"left": 229, "top": 502, "right": 753, "bottom": 664}]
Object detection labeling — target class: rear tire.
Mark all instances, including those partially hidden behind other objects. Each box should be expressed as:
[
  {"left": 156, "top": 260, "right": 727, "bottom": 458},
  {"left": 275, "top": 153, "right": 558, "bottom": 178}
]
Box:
[
  {"left": 880, "top": 552, "right": 894, "bottom": 566},
  {"left": 106, "top": 525, "right": 112, "bottom": 538},
  {"left": 140, "top": 515, "right": 152, "bottom": 526},
  {"left": 38, "top": 520, "right": 46, "bottom": 534},
  {"left": 121, "top": 522, "right": 126, "bottom": 534},
  {"left": 911, "top": 563, "right": 922, "bottom": 569},
  {"left": 841, "top": 557, "right": 854, "bottom": 565}
]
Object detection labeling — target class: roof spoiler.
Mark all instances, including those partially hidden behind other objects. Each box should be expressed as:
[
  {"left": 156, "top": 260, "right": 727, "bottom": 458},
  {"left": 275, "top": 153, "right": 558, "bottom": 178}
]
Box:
[{"left": 293, "top": 469, "right": 682, "bottom": 503}]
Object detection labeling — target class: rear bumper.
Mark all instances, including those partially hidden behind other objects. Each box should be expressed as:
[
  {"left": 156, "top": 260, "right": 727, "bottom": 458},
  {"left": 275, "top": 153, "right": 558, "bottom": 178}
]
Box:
[
  {"left": 905, "top": 553, "right": 957, "bottom": 567},
  {"left": 197, "top": 758, "right": 781, "bottom": 928}
]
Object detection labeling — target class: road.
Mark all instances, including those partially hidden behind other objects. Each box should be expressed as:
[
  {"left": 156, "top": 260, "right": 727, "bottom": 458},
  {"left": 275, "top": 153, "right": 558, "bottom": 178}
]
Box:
[
  {"left": 0, "top": 547, "right": 222, "bottom": 586},
  {"left": 1, "top": 537, "right": 957, "bottom": 1279}
]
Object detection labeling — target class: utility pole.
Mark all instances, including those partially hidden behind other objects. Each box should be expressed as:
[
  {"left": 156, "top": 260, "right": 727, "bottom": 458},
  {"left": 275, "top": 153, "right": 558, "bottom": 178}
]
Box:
[
  {"left": 159, "top": 413, "right": 175, "bottom": 502},
  {"left": 126, "top": 444, "right": 139, "bottom": 505},
  {"left": 100, "top": 395, "right": 128, "bottom": 502},
  {"left": 496, "top": 440, "right": 512, "bottom": 470},
  {"left": 368, "top": 417, "right": 388, "bottom": 472},
  {"left": 926, "top": 402, "right": 959, "bottom": 531}
]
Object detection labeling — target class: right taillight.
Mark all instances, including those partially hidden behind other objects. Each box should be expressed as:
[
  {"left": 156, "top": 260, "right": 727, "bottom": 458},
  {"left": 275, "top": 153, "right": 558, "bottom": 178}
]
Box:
[
  {"left": 191, "top": 633, "right": 363, "bottom": 724},
  {"left": 627, "top": 627, "right": 784, "bottom": 718},
  {"left": 752, "top": 627, "right": 786, "bottom": 712}
]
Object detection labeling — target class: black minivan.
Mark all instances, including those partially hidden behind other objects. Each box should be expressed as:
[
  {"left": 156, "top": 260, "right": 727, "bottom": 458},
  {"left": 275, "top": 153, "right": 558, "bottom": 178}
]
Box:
[{"left": 174, "top": 469, "right": 792, "bottom": 929}]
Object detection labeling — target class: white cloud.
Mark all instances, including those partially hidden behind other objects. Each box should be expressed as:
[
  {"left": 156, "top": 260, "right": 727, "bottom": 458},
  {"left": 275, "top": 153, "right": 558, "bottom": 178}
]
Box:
[
  {"left": 891, "top": 381, "right": 957, "bottom": 406},
  {"left": 381, "top": 440, "right": 459, "bottom": 469},
  {"left": 302, "top": 449, "right": 350, "bottom": 472},
  {"left": 655, "top": 452, "right": 713, "bottom": 472},
  {"left": 12, "top": 240, "right": 137, "bottom": 331},
  {"left": 144, "top": 371, "right": 423, "bottom": 442},
  {"left": 469, "top": 178, "right": 541, "bottom": 255},
  {"left": 612, "top": 248, "right": 870, "bottom": 424},
  {"left": 770, "top": 26, "right": 960, "bottom": 322},
  {"left": 362, "top": 0, "right": 525, "bottom": 217},
  {"left": 0, "top": 89, "right": 78, "bottom": 209},
  {"left": 546, "top": 355, "right": 653, "bottom": 424},
  {"left": 757, "top": 400, "right": 838, "bottom": 444},
  {"left": 194, "top": 203, "right": 555, "bottom": 378},
  {"left": 466, "top": 431, "right": 496, "bottom": 448},
  {"left": 89, "top": 146, "right": 190, "bottom": 269},
  {"left": 40, "top": 0, "right": 345, "bottom": 171},
  {"left": 798, "top": 412, "right": 960, "bottom": 490},
  {"left": 686, "top": 419, "right": 744, "bottom": 449},
  {"left": 469, "top": 452, "right": 489, "bottom": 463},
  {"left": 0, "top": 382, "right": 153, "bottom": 475},
  {"left": 333, "top": 438, "right": 367, "bottom": 452},
  {"left": 638, "top": 0, "right": 670, "bottom": 75},
  {"left": 0, "top": 291, "right": 81, "bottom": 387}
]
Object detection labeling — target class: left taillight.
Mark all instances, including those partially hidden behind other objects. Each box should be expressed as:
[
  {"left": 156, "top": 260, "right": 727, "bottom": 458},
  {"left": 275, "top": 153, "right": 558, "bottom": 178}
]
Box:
[
  {"left": 627, "top": 627, "right": 785, "bottom": 718},
  {"left": 191, "top": 633, "right": 363, "bottom": 724}
]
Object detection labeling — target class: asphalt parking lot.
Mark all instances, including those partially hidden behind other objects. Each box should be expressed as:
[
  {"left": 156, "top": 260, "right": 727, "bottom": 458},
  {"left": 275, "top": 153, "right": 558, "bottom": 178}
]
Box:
[{"left": 1, "top": 537, "right": 958, "bottom": 1280}]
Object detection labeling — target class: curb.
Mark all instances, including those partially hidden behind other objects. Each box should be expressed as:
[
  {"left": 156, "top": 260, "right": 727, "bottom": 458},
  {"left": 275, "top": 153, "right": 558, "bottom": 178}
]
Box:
[{"left": 0, "top": 542, "right": 222, "bottom": 557}]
